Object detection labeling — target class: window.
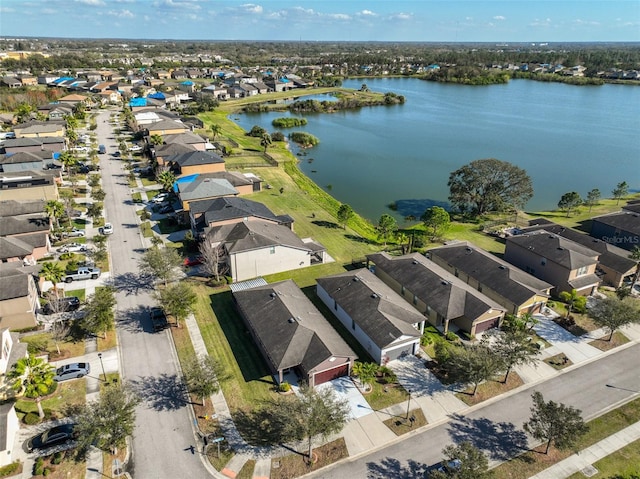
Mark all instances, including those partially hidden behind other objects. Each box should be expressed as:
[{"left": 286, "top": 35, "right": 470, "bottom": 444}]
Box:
[
  {"left": 577, "top": 265, "right": 588, "bottom": 276},
  {"left": 270, "top": 246, "right": 275, "bottom": 254},
  {"left": 334, "top": 300, "right": 338, "bottom": 311},
  {"left": 413, "top": 294, "right": 418, "bottom": 305}
]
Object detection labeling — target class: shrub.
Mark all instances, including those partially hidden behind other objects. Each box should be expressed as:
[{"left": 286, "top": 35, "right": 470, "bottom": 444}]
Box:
[
  {"left": 279, "top": 382, "right": 291, "bottom": 392},
  {"left": 33, "top": 458, "right": 44, "bottom": 476},
  {"left": 140, "top": 209, "right": 151, "bottom": 221},
  {"left": 288, "top": 131, "right": 319, "bottom": 147},
  {"left": 43, "top": 467, "right": 52, "bottom": 476},
  {"left": 445, "top": 331, "right": 458, "bottom": 341},
  {"left": 0, "top": 461, "right": 21, "bottom": 477},
  {"left": 272, "top": 117, "right": 308, "bottom": 128},
  {"left": 52, "top": 452, "right": 64, "bottom": 465},
  {"left": 26, "top": 337, "right": 49, "bottom": 355},
  {"left": 420, "top": 334, "right": 432, "bottom": 346},
  {"left": 271, "top": 131, "right": 285, "bottom": 142},
  {"left": 23, "top": 412, "right": 41, "bottom": 425}
]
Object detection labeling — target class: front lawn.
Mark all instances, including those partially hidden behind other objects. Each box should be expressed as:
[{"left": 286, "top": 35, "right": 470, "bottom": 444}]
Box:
[
  {"left": 15, "top": 380, "right": 86, "bottom": 422},
  {"left": 567, "top": 439, "right": 640, "bottom": 479},
  {"left": 20, "top": 333, "right": 85, "bottom": 361},
  {"left": 588, "top": 331, "right": 630, "bottom": 351},
  {"left": 270, "top": 438, "right": 348, "bottom": 479},
  {"left": 454, "top": 372, "right": 524, "bottom": 407},
  {"left": 383, "top": 407, "right": 427, "bottom": 435}
]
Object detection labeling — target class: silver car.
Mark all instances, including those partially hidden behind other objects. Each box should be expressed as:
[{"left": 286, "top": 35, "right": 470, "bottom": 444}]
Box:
[{"left": 53, "top": 362, "right": 90, "bottom": 382}]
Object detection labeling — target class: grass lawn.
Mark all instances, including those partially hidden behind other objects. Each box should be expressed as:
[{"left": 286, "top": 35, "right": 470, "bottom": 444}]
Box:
[
  {"left": 383, "top": 407, "right": 428, "bottom": 435},
  {"left": 588, "top": 331, "right": 630, "bottom": 351},
  {"left": 454, "top": 372, "right": 524, "bottom": 407},
  {"left": 544, "top": 352, "right": 573, "bottom": 370},
  {"left": 140, "top": 221, "right": 154, "bottom": 237},
  {"left": 492, "top": 397, "right": 640, "bottom": 479},
  {"left": 66, "top": 289, "right": 86, "bottom": 301},
  {"left": 141, "top": 177, "right": 157, "bottom": 187},
  {"left": 131, "top": 192, "right": 142, "bottom": 203},
  {"left": 236, "top": 459, "right": 256, "bottom": 479},
  {"left": 15, "top": 380, "right": 86, "bottom": 422},
  {"left": 20, "top": 332, "right": 85, "bottom": 361},
  {"left": 31, "top": 449, "right": 85, "bottom": 479},
  {"left": 270, "top": 438, "right": 349, "bottom": 479},
  {"left": 364, "top": 379, "right": 409, "bottom": 411},
  {"left": 567, "top": 439, "right": 640, "bottom": 478},
  {"left": 97, "top": 330, "right": 117, "bottom": 351}
]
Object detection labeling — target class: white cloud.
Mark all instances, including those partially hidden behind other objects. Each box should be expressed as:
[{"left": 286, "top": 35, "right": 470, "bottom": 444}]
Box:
[
  {"left": 328, "top": 13, "right": 350, "bottom": 20},
  {"left": 574, "top": 19, "right": 600, "bottom": 26},
  {"left": 241, "top": 4, "right": 263, "bottom": 14},
  {"left": 389, "top": 12, "right": 412, "bottom": 21},
  {"left": 153, "top": 0, "right": 201, "bottom": 10},
  {"left": 75, "top": 0, "right": 105, "bottom": 5},
  {"left": 107, "top": 9, "right": 134, "bottom": 18},
  {"left": 359, "top": 10, "right": 376, "bottom": 17},
  {"left": 530, "top": 18, "right": 552, "bottom": 27},
  {"left": 493, "top": 15, "right": 506, "bottom": 21}
]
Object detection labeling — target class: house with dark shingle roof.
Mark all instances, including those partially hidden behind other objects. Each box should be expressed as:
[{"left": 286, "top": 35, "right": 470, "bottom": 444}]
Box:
[
  {"left": 427, "top": 241, "right": 552, "bottom": 316},
  {"left": 590, "top": 209, "right": 640, "bottom": 252},
  {"left": 191, "top": 196, "right": 292, "bottom": 233},
  {"left": 0, "top": 151, "right": 52, "bottom": 173},
  {"left": 1, "top": 136, "right": 65, "bottom": 154},
  {"left": 163, "top": 150, "right": 225, "bottom": 178},
  {"left": 367, "top": 252, "right": 506, "bottom": 337},
  {"left": 161, "top": 131, "right": 207, "bottom": 151},
  {"left": 0, "top": 266, "right": 40, "bottom": 330},
  {"left": 232, "top": 280, "right": 356, "bottom": 387},
  {"left": 505, "top": 230, "right": 601, "bottom": 296},
  {"left": 206, "top": 219, "right": 326, "bottom": 282},
  {"left": 524, "top": 219, "right": 638, "bottom": 288},
  {"left": 316, "top": 268, "right": 425, "bottom": 365}
]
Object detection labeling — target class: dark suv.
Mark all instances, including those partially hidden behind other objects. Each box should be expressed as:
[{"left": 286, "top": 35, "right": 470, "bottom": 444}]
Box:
[
  {"left": 150, "top": 307, "right": 168, "bottom": 332},
  {"left": 42, "top": 297, "right": 81, "bottom": 315}
]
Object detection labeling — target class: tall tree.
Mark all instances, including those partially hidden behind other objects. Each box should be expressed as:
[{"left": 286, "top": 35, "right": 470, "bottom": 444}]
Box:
[
  {"left": 86, "top": 202, "right": 103, "bottom": 223},
  {"left": 352, "top": 361, "right": 378, "bottom": 391},
  {"left": 199, "top": 240, "right": 227, "bottom": 282},
  {"left": 557, "top": 191, "right": 582, "bottom": 217},
  {"left": 585, "top": 188, "right": 601, "bottom": 212},
  {"left": 421, "top": 206, "right": 451, "bottom": 241},
  {"left": 9, "top": 355, "right": 55, "bottom": 419},
  {"left": 158, "top": 282, "right": 197, "bottom": 328},
  {"left": 524, "top": 391, "right": 588, "bottom": 454},
  {"left": 440, "top": 343, "right": 501, "bottom": 396},
  {"left": 448, "top": 158, "right": 533, "bottom": 216},
  {"left": 612, "top": 181, "right": 629, "bottom": 205},
  {"left": 58, "top": 150, "right": 77, "bottom": 176},
  {"left": 74, "top": 383, "right": 139, "bottom": 456},
  {"left": 588, "top": 296, "right": 639, "bottom": 341},
  {"left": 44, "top": 200, "right": 65, "bottom": 229},
  {"left": 139, "top": 246, "right": 182, "bottom": 286},
  {"left": 80, "top": 286, "right": 116, "bottom": 339},
  {"left": 40, "top": 261, "right": 66, "bottom": 298},
  {"left": 183, "top": 355, "right": 223, "bottom": 406},
  {"left": 156, "top": 168, "right": 176, "bottom": 192},
  {"left": 376, "top": 214, "right": 398, "bottom": 247},
  {"left": 337, "top": 204, "right": 354, "bottom": 230},
  {"left": 210, "top": 123, "right": 222, "bottom": 141},
  {"left": 260, "top": 132, "right": 272, "bottom": 153},
  {"left": 279, "top": 385, "right": 350, "bottom": 461},
  {"left": 486, "top": 329, "right": 540, "bottom": 383},
  {"left": 430, "top": 441, "right": 492, "bottom": 479}
]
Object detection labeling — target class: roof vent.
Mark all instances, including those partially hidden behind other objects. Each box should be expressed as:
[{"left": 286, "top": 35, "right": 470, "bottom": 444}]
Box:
[
  {"left": 371, "top": 293, "right": 378, "bottom": 299},
  {"left": 297, "top": 316, "right": 302, "bottom": 322},
  {"left": 353, "top": 277, "right": 360, "bottom": 282},
  {"left": 412, "top": 260, "right": 418, "bottom": 265},
  {"left": 465, "top": 247, "right": 472, "bottom": 253},
  {"left": 288, "top": 317, "right": 295, "bottom": 324},
  {"left": 270, "top": 292, "right": 276, "bottom": 298},
  {"left": 441, "top": 280, "right": 448, "bottom": 286},
  {"left": 499, "top": 265, "right": 506, "bottom": 270},
  {"left": 557, "top": 247, "right": 564, "bottom": 251}
]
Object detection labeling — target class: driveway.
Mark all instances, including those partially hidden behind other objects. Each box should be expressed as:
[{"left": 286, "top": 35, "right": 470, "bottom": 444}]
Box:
[{"left": 316, "top": 376, "right": 372, "bottom": 420}]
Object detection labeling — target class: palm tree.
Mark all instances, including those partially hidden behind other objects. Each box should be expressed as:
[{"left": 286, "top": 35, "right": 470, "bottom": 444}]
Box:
[
  {"left": 559, "top": 289, "right": 581, "bottom": 319},
  {"left": 157, "top": 169, "right": 176, "bottom": 192},
  {"left": 260, "top": 132, "right": 272, "bottom": 153},
  {"left": 9, "top": 356, "right": 56, "bottom": 419},
  {"left": 44, "top": 200, "right": 65, "bottom": 229},
  {"left": 149, "top": 134, "right": 164, "bottom": 146},
  {"left": 210, "top": 124, "right": 222, "bottom": 141},
  {"left": 352, "top": 361, "right": 378, "bottom": 391},
  {"left": 58, "top": 150, "right": 77, "bottom": 176},
  {"left": 40, "top": 261, "right": 65, "bottom": 299}
]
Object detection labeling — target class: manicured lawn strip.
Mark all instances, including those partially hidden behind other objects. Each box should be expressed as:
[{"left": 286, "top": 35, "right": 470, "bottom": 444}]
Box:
[
  {"left": 383, "top": 407, "right": 428, "bottom": 435},
  {"left": 131, "top": 192, "right": 142, "bottom": 203},
  {"left": 455, "top": 373, "right": 524, "bottom": 407},
  {"left": 66, "top": 289, "right": 86, "bottom": 301},
  {"left": 589, "top": 331, "right": 629, "bottom": 351},
  {"left": 270, "top": 438, "right": 349, "bottom": 479},
  {"left": 20, "top": 333, "right": 86, "bottom": 361},
  {"left": 365, "top": 380, "right": 409, "bottom": 411},
  {"left": 263, "top": 262, "right": 348, "bottom": 289},
  {"left": 567, "top": 439, "right": 640, "bottom": 478},
  {"left": 140, "top": 221, "right": 154, "bottom": 237},
  {"left": 190, "top": 283, "right": 278, "bottom": 416},
  {"left": 235, "top": 459, "right": 256, "bottom": 479},
  {"left": 15, "top": 381, "right": 86, "bottom": 421},
  {"left": 140, "top": 177, "right": 156, "bottom": 187},
  {"left": 492, "top": 397, "right": 640, "bottom": 479},
  {"left": 97, "top": 330, "right": 117, "bottom": 351}
]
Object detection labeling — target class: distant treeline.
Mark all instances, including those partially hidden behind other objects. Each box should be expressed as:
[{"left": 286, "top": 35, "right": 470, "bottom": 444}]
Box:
[{"left": 419, "top": 67, "right": 607, "bottom": 86}]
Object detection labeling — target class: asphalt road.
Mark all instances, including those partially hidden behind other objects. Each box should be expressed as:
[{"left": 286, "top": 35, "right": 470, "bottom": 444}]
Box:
[
  {"left": 95, "top": 110, "right": 210, "bottom": 478},
  {"left": 306, "top": 343, "right": 640, "bottom": 478}
]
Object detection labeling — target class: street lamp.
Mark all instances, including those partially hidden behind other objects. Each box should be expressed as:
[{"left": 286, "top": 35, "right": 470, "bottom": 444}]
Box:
[
  {"left": 406, "top": 389, "right": 412, "bottom": 419},
  {"left": 97, "top": 352, "right": 106, "bottom": 382}
]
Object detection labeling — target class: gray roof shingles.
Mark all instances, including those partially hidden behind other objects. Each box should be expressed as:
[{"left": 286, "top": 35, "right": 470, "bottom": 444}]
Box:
[{"left": 506, "top": 230, "right": 600, "bottom": 270}]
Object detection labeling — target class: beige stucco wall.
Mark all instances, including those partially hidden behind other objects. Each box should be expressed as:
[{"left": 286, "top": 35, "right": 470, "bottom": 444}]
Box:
[{"left": 230, "top": 245, "right": 310, "bottom": 282}]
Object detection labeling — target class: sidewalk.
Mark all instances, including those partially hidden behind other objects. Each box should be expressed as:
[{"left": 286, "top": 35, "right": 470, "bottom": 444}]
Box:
[{"left": 529, "top": 420, "right": 640, "bottom": 479}]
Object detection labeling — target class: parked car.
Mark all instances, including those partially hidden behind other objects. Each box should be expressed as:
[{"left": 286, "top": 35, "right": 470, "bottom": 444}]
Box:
[
  {"left": 62, "top": 228, "right": 85, "bottom": 238},
  {"left": 129, "top": 144, "right": 143, "bottom": 152},
  {"left": 100, "top": 223, "right": 114, "bottom": 235},
  {"left": 27, "top": 423, "right": 77, "bottom": 453},
  {"left": 158, "top": 203, "right": 173, "bottom": 214},
  {"left": 58, "top": 243, "right": 87, "bottom": 253},
  {"left": 151, "top": 193, "right": 169, "bottom": 204},
  {"left": 112, "top": 151, "right": 121, "bottom": 158},
  {"left": 70, "top": 146, "right": 88, "bottom": 153},
  {"left": 53, "top": 363, "right": 90, "bottom": 382},
  {"left": 150, "top": 307, "right": 169, "bottom": 332},
  {"left": 98, "top": 144, "right": 106, "bottom": 154},
  {"left": 183, "top": 256, "right": 204, "bottom": 267},
  {"left": 42, "top": 296, "right": 80, "bottom": 315},
  {"left": 436, "top": 459, "right": 462, "bottom": 474}
]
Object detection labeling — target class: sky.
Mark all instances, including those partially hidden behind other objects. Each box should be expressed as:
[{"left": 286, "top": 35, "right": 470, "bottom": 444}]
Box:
[{"left": 1, "top": 0, "right": 639, "bottom": 43}]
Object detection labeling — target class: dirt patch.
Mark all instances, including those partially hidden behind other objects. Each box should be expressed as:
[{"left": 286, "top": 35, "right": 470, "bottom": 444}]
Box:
[
  {"left": 383, "top": 407, "right": 428, "bottom": 435},
  {"left": 588, "top": 331, "right": 629, "bottom": 351},
  {"left": 544, "top": 353, "right": 573, "bottom": 370},
  {"left": 270, "top": 438, "right": 348, "bottom": 479},
  {"left": 455, "top": 372, "right": 524, "bottom": 406}
]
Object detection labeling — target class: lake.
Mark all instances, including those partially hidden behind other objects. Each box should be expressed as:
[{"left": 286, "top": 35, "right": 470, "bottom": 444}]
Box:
[{"left": 234, "top": 78, "right": 640, "bottom": 222}]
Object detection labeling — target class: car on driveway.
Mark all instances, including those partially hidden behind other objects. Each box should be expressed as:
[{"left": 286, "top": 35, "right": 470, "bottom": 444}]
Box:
[
  {"left": 436, "top": 458, "right": 462, "bottom": 474},
  {"left": 183, "top": 256, "right": 204, "bottom": 267},
  {"left": 27, "top": 423, "right": 77, "bottom": 453},
  {"left": 58, "top": 243, "right": 87, "bottom": 253},
  {"left": 53, "top": 363, "right": 90, "bottom": 382},
  {"left": 157, "top": 203, "right": 173, "bottom": 214},
  {"left": 100, "top": 223, "right": 114, "bottom": 235},
  {"left": 129, "top": 144, "right": 143, "bottom": 152},
  {"left": 42, "top": 296, "right": 80, "bottom": 315},
  {"left": 62, "top": 228, "right": 85, "bottom": 238},
  {"left": 151, "top": 193, "right": 169, "bottom": 204}
]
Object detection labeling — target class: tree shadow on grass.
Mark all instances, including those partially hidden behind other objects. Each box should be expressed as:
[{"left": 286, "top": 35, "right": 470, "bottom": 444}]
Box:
[
  {"left": 366, "top": 457, "right": 430, "bottom": 479},
  {"left": 447, "top": 413, "right": 529, "bottom": 461},
  {"left": 231, "top": 402, "right": 289, "bottom": 447},
  {"left": 345, "top": 234, "right": 376, "bottom": 244},
  {"left": 129, "top": 373, "right": 188, "bottom": 411},
  {"left": 312, "top": 220, "right": 340, "bottom": 229}
]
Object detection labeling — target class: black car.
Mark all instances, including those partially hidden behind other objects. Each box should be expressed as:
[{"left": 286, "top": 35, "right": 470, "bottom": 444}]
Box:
[
  {"left": 42, "top": 297, "right": 81, "bottom": 315},
  {"left": 27, "top": 423, "right": 77, "bottom": 453},
  {"left": 150, "top": 307, "right": 169, "bottom": 332}
]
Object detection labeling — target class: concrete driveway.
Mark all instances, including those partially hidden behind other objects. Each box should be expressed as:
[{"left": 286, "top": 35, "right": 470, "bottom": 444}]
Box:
[{"left": 316, "top": 376, "right": 372, "bottom": 420}]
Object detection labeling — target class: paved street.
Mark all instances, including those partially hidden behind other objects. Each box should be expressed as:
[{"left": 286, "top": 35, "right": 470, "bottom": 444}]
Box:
[{"left": 94, "top": 110, "right": 212, "bottom": 478}]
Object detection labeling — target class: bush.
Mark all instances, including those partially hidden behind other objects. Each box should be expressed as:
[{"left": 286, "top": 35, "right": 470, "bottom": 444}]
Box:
[
  {"left": 445, "top": 331, "right": 458, "bottom": 341},
  {"left": 272, "top": 117, "right": 307, "bottom": 128},
  {"left": 279, "top": 382, "right": 291, "bottom": 392},
  {"left": 33, "top": 458, "right": 44, "bottom": 476},
  {"left": 52, "top": 452, "right": 64, "bottom": 465},
  {"left": 288, "top": 131, "right": 319, "bottom": 147},
  {"left": 140, "top": 209, "right": 151, "bottom": 221},
  {"left": 271, "top": 131, "right": 285, "bottom": 142},
  {"left": 23, "top": 412, "right": 41, "bottom": 425},
  {"left": 0, "top": 461, "right": 21, "bottom": 477},
  {"left": 420, "top": 334, "right": 432, "bottom": 346},
  {"left": 26, "top": 336, "right": 49, "bottom": 355}
]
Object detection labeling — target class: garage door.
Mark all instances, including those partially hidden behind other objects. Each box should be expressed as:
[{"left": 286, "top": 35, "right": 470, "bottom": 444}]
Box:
[
  {"left": 384, "top": 343, "right": 415, "bottom": 361},
  {"left": 474, "top": 317, "right": 500, "bottom": 334},
  {"left": 314, "top": 364, "right": 349, "bottom": 386}
]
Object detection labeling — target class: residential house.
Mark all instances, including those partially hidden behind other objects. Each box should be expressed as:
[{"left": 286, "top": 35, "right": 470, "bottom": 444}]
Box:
[
  {"left": 153, "top": 143, "right": 197, "bottom": 163},
  {"left": 524, "top": 219, "right": 638, "bottom": 288},
  {"left": 178, "top": 81, "right": 195, "bottom": 93},
  {"left": 367, "top": 252, "right": 506, "bottom": 336},
  {"left": 427, "top": 241, "right": 552, "bottom": 316},
  {"left": 316, "top": 268, "right": 425, "bottom": 365},
  {"left": 0, "top": 400, "right": 20, "bottom": 466},
  {"left": 58, "top": 93, "right": 90, "bottom": 105},
  {"left": 177, "top": 171, "right": 260, "bottom": 201},
  {"left": 37, "top": 103, "right": 74, "bottom": 121},
  {"left": 145, "top": 119, "right": 189, "bottom": 137},
  {"left": 232, "top": 279, "right": 356, "bottom": 387},
  {"left": 1, "top": 137, "right": 65, "bottom": 155},
  {"left": 590, "top": 209, "right": 640, "bottom": 252},
  {"left": 176, "top": 177, "right": 239, "bottom": 215},
  {"left": 0, "top": 151, "right": 53, "bottom": 173},
  {"left": 0, "top": 207, "right": 51, "bottom": 262},
  {"left": 191, "top": 196, "right": 292, "bottom": 233},
  {"left": 18, "top": 75, "right": 38, "bottom": 86},
  {"left": 0, "top": 264, "right": 40, "bottom": 330},
  {"left": 162, "top": 131, "right": 208, "bottom": 151},
  {"left": 201, "top": 84, "right": 228, "bottom": 100},
  {"left": 0, "top": 170, "right": 59, "bottom": 202},
  {"left": 13, "top": 121, "right": 66, "bottom": 139},
  {"left": 163, "top": 150, "right": 225, "bottom": 178},
  {"left": 0, "top": 77, "right": 21, "bottom": 89},
  {"left": 504, "top": 230, "right": 601, "bottom": 296}
]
